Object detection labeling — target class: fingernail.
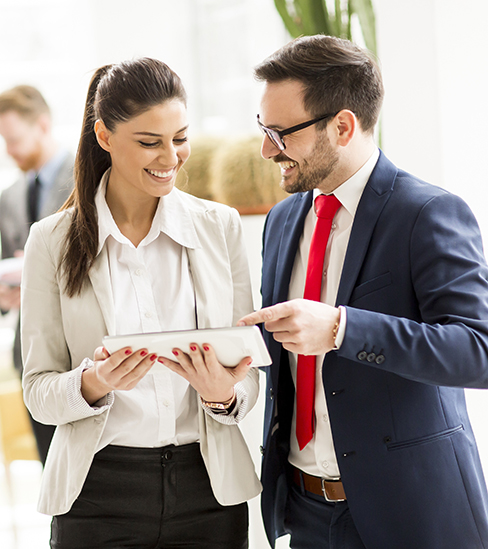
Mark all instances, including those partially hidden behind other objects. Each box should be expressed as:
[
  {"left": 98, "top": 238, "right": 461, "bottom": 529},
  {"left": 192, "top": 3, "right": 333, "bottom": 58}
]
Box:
[
  {"left": 247, "top": 359, "right": 253, "bottom": 366},
  {"left": 172, "top": 350, "right": 179, "bottom": 356},
  {"left": 125, "top": 349, "right": 132, "bottom": 356},
  {"left": 190, "top": 345, "right": 197, "bottom": 352},
  {"left": 140, "top": 350, "right": 148, "bottom": 357},
  {"left": 203, "top": 345, "right": 209, "bottom": 351},
  {"left": 102, "top": 347, "right": 109, "bottom": 356},
  {"left": 149, "top": 354, "right": 157, "bottom": 361},
  {"left": 157, "top": 357, "right": 165, "bottom": 363}
]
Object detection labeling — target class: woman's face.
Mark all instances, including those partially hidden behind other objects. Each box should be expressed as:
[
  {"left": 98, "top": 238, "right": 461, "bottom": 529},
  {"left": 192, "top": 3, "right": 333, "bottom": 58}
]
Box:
[{"left": 96, "top": 100, "right": 190, "bottom": 200}]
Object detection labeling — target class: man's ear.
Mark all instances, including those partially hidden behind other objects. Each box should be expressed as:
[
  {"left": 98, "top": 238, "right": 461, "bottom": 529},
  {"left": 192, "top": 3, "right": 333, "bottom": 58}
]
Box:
[
  {"left": 37, "top": 112, "right": 51, "bottom": 135},
  {"left": 94, "top": 119, "right": 111, "bottom": 152},
  {"left": 333, "top": 110, "right": 357, "bottom": 147}
]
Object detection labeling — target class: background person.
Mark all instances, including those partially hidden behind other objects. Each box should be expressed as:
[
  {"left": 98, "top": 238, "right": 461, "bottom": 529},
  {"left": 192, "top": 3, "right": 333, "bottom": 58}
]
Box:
[
  {"left": 21, "top": 58, "right": 260, "bottom": 548},
  {"left": 238, "top": 35, "right": 488, "bottom": 549},
  {"left": 0, "top": 84, "right": 74, "bottom": 465}
]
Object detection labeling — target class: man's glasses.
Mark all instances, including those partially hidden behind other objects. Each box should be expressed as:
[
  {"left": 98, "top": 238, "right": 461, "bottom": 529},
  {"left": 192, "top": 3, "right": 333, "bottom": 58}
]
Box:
[{"left": 257, "top": 112, "right": 337, "bottom": 151}]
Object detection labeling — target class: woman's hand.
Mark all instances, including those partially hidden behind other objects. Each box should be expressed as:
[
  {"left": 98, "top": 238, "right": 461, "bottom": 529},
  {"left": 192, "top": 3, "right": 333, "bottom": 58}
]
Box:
[
  {"left": 158, "top": 343, "right": 252, "bottom": 403},
  {"left": 81, "top": 346, "right": 157, "bottom": 405}
]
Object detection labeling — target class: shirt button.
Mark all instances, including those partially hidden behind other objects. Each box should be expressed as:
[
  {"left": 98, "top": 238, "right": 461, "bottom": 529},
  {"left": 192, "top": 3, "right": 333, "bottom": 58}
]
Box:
[
  {"left": 322, "top": 414, "right": 328, "bottom": 422},
  {"left": 323, "top": 270, "right": 327, "bottom": 277},
  {"left": 145, "top": 312, "right": 152, "bottom": 318},
  {"left": 162, "top": 400, "right": 170, "bottom": 407},
  {"left": 331, "top": 223, "right": 337, "bottom": 230},
  {"left": 322, "top": 461, "right": 329, "bottom": 469},
  {"left": 135, "top": 268, "right": 143, "bottom": 276}
]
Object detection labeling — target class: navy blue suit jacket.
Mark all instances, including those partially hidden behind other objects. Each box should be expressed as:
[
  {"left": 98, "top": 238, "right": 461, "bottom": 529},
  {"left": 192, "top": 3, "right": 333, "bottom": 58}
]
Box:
[{"left": 260, "top": 152, "right": 488, "bottom": 548}]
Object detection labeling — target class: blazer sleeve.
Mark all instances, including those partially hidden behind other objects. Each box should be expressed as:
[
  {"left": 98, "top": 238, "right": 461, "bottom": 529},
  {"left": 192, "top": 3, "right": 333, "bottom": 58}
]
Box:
[
  {"left": 339, "top": 192, "right": 488, "bottom": 388},
  {"left": 21, "top": 220, "right": 111, "bottom": 425}
]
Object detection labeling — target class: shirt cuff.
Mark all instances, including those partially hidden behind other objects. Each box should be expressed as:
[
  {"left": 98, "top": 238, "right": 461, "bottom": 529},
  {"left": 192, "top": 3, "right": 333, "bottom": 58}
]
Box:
[
  {"left": 66, "top": 358, "right": 114, "bottom": 418},
  {"left": 333, "top": 306, "right": 347, "bottom": 350},
  {"left": 200, "top": 382, "right": 248, "bottom": 425}
]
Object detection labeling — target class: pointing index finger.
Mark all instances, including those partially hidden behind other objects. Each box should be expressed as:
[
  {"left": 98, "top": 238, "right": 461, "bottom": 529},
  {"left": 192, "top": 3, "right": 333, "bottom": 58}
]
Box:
[{"left": 237, "top": 302, "right": 292, "bottom": 326}]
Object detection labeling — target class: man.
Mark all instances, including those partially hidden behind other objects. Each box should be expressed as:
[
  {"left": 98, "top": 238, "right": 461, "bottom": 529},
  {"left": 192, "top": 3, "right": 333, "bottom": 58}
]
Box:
[
  {"left": 0, "top": 85, "right": 74, "bottom": 464},
  {"left": 238, "top": 35, "right": 488, "bottom": 548}
]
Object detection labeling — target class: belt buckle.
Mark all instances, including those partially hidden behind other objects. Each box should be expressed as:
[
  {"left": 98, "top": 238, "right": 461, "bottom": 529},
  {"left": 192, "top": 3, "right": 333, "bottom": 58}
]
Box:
[{"left": 321, "top": 477, "right": 346, "bottom": 502}]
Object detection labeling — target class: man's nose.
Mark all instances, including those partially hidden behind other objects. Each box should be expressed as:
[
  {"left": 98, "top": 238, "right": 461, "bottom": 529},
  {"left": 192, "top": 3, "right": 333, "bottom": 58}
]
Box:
[{"left": 261, "top": 134, "right": 281, "bottom": 160}]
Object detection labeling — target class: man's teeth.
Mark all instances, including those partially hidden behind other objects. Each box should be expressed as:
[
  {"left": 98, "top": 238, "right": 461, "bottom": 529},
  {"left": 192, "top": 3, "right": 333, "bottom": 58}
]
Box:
[
  {"left": 278, "top": 161, "right": 298, "bottom": 170},
  {"left": 146, "top": 168, "right": 174, "bottom": 178}
]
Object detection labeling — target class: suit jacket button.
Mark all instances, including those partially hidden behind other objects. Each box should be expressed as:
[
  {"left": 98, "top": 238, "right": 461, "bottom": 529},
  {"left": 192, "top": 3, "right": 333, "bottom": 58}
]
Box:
[
  {"left": 375, "top": 354, "right": 385, "bottom": 364},
  {"left": 357, "top": 351, "right": 368, "bottom": 361},
  {"left": 259, "top": 445, "right": 265, "bottom": 455},
  {"left": 366, "top": 352, "right": 376, "bottom": 362}
]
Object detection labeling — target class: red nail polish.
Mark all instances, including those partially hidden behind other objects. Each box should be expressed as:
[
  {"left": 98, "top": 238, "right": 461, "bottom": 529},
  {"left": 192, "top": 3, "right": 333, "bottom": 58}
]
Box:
[
  {"left": 125, "top": 349, "right": 132, "bottom": 355},
  {"left": 247, "top": 359, "right": 253, "bottom": 366},
  {"left": 172, "top": 350, "right": 178, "bottom": 356},
  {"left": 203, "top": 345, "right": 209, "bottom": 352},
  {"left": 190, "top": 345, "right": 197, "bottom": 352},
  {"left": 140, "top": 350, "right": 148, "bottom": 357},
  {"left": 149, "top": 354, "right": 157, "bottom": 361}
]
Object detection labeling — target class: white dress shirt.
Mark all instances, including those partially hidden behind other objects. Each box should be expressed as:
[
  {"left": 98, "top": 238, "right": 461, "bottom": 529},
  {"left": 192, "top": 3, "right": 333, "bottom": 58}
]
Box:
[
  {"left": 91, "top": 171, "right": 201, "bottom": 450},
  {"left": 288, "top": 149, "right": 380, "bottom": 478}
]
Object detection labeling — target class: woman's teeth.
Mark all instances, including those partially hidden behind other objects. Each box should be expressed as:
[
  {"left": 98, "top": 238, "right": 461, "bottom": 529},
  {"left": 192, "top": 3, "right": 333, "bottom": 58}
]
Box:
[{"left": 146, "top": 168, "right": 174, "bottom": 178}]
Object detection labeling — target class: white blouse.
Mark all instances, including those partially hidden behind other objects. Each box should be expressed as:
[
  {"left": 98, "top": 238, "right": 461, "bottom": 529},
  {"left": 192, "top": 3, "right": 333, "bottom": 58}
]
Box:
[{"left": 93, "top": 171, "right": 200, "bottom": 450}]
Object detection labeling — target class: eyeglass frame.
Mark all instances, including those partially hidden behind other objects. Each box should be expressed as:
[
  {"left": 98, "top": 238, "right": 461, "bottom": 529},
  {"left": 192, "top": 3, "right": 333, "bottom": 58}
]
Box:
[{"left": 257, "top": 112, "right": 338, "bottom": 151}]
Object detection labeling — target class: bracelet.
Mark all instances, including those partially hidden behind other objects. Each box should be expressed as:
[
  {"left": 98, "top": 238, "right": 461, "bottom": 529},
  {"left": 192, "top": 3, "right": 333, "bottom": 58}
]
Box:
[
  {"left": 332, "top": 321, "right": 339, "bottom": 343},
  {"left": 200, "top": 388, "right": 236, "bottom": 411}
]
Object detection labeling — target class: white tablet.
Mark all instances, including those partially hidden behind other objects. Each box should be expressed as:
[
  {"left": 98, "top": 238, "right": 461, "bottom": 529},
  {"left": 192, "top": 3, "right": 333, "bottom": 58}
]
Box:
[{"left": 102, "top": 325, "right": 272, "bottom": 368}]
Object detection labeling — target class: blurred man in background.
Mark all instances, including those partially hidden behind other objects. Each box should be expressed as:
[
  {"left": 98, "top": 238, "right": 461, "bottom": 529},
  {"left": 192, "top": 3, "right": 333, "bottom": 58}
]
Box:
[{"left": 0, "top": 85, "right": 73, "bottom": 464}]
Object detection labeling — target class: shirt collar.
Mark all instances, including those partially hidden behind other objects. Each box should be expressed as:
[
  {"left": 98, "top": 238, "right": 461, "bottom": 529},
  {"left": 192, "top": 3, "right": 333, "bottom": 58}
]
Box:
[
  {"left": 95, "top": 169, "right": 201, "bottom": 255},
  {"left": 314, "top": 147, "right": 380, "bottom": 217}
]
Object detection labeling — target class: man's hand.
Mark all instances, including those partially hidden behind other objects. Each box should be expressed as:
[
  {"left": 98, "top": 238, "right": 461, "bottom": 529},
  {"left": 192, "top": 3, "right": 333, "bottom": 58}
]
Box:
[{"left": 238, "top": 299, "right": 341, "bottom": 356}]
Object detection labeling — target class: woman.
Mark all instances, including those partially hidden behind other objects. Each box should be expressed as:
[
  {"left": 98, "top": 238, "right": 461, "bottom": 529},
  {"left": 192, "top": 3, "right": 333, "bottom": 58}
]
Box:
[{"left": 21, "top": 58, "right": 261, "bottom": 548}]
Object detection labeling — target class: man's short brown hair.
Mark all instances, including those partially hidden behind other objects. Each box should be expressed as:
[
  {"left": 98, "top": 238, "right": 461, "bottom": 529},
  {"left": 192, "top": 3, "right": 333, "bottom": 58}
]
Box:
[
  {"left": 254, "top": 35, "right": 384, "bottom": 134},
  {"left": 0, "top": 85, "right": 50, "bottom": 122}
]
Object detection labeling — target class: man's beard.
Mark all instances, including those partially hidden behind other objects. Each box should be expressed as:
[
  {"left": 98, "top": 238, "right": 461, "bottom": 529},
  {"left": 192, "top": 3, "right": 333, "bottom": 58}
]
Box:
[{"left": 277, "top": 132, "right": 339, "bottom": 194}]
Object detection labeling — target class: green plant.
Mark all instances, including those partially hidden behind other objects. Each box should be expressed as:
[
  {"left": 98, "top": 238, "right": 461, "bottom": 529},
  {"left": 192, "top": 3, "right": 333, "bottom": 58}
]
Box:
[{"left": 274, "top": 0, "right": 377, "bottom": 56}]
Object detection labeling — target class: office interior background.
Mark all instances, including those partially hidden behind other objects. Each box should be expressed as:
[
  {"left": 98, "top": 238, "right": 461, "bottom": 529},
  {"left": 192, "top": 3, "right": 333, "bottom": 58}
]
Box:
[{"left": 0, "top": 0, "right": 487, "bottom": 547}]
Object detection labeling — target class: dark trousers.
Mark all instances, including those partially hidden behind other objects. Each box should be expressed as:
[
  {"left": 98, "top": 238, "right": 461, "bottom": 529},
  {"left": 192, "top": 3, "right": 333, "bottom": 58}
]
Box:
[
  {"left": 28, "top": 410, "right": 55, "bottom": 465},
  {"left": 284, "top": 483, "right": 366, "bottom": 549},
  {"left": 51, "top": 443, "right": 248, "bottom": 549}
]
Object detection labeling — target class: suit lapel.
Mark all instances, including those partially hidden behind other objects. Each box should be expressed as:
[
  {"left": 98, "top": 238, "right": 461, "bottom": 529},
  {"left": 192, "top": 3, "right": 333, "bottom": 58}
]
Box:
[
  {"left": 273, "top": 192, "right": 313, "bottom": 304},
  {"left": 88, "top": 247, "right": 116, "bottom": 335},
  {"left": 336, "top": 152, "right": 398, "bottom": 306}
]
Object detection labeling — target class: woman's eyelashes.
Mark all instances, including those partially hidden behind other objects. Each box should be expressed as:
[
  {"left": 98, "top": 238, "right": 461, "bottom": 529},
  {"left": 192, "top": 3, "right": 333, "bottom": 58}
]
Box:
[{"left": 138, "top": 136, "right": 188, "bottom": 148}]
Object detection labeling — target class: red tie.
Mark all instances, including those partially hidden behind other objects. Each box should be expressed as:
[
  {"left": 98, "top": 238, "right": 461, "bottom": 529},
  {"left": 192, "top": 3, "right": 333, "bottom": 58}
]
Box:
[{"left": 296, "top": 194, "right": 341, "bottom": 450}]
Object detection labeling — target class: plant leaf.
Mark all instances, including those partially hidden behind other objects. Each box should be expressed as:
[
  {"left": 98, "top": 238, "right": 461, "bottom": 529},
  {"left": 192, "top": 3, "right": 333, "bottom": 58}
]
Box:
[
  {"left": 351, "top": 0, "right": 377, "bottom": 54},
  {"left": 274, "top": 0, "right": 303, "bottom": 38}
]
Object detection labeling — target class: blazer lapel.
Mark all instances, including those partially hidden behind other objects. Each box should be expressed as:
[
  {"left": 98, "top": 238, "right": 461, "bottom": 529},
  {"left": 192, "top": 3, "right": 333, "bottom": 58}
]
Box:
[
  {"left": 273, "top": 192, "right": 313, "bottom": 304},
  {"left": 88, "top": 247, "right": 116, "bottom": 335},
  {"left": 186, "top": 212, "right": 233, "bottom": 330},
  {"left": 336, "top": 152, "right": 398, "bottom": 306}
]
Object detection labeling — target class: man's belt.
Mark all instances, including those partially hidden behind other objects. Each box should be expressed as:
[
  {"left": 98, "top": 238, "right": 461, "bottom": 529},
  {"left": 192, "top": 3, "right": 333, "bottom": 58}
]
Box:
[{"left": 292, "top": 466, "right": 346, "bottom": 502}]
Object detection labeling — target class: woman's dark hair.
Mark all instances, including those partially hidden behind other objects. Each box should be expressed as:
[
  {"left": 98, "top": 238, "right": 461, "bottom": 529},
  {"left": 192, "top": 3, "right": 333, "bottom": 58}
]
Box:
[
  {"left": 254, "top": 35, "right": 384, "bottom": 134},
  {"left": 61, "top": 58, "right": 187, "bottom": 297}
]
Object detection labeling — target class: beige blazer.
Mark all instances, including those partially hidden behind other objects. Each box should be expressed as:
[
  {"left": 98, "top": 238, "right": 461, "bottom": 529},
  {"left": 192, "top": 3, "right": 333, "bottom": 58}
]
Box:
[{"left": 21, "top": 188, "right": 262, "bottom": 516}]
